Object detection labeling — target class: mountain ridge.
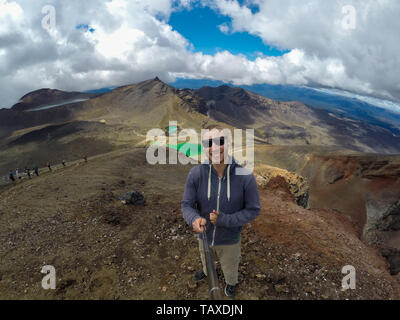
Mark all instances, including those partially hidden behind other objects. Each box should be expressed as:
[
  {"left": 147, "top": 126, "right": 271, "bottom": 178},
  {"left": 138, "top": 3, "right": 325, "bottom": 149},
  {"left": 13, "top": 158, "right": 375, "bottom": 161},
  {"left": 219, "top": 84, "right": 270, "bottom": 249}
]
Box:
[{"left": 2, "top": 77, "right": 400, "bottom": 155}]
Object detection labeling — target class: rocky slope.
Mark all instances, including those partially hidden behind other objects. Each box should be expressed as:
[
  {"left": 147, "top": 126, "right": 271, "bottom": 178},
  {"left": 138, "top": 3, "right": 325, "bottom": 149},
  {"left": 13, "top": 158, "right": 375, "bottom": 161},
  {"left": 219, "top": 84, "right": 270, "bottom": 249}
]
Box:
[
  {"left": 254, "top": 163, "right": 309, "bottom": 208},
  {"left": 0, "top": 147, "right": 398, "bottom": 300},
  {"left": 254, "top": 145, "right": 400, "bottom": 275}
]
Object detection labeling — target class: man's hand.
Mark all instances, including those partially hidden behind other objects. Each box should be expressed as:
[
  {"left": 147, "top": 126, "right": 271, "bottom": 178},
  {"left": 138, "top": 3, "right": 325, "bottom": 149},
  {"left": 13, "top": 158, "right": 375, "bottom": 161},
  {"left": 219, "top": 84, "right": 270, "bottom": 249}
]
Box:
[
  {"left": 193, "top": 217, "right": 207, "bottom": 233},
  {"left": 210, "top": 209, "right": 219, "bottom": 226}
]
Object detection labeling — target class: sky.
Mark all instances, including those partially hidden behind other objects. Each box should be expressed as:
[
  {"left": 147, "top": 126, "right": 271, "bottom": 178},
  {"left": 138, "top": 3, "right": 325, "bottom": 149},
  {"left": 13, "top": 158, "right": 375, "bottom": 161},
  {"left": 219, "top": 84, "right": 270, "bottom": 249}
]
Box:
[{"left": 0, "top": 0, "right": 399, "bottom": 109}]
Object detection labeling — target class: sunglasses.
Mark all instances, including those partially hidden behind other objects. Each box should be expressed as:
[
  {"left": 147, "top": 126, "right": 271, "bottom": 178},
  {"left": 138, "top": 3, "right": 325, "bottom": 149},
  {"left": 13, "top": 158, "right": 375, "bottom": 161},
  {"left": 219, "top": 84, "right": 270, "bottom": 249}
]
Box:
[{"left": 202, "top": 136, "right": 226, "bottom": 148}]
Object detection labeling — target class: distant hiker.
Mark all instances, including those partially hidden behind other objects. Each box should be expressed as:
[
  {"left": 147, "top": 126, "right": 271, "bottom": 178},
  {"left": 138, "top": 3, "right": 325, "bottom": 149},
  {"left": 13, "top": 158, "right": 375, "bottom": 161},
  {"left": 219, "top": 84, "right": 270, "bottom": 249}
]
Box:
[
  {"left": 16, "top": 168, "right": 20, "bottom": 180},
  {"left": 181, "top": 124, "right": 260, "bottom": 298},
  {"left": 33, "top": 165, "right": 39, "bottom": 176},
  {"left": 62, "top": 160, "right": 66, "bottom": 167},
  {"left": 25, "top": 167, "right": 31, "bottom": 179},
  {"left": 83, "top": 155, "right": 88, "bottom": 163},
  {"left": 9, "top": 171, "right": 15, "bottom": 182},
  {"left": 47, "top": 162, "right": 52, "bottom": 172}
]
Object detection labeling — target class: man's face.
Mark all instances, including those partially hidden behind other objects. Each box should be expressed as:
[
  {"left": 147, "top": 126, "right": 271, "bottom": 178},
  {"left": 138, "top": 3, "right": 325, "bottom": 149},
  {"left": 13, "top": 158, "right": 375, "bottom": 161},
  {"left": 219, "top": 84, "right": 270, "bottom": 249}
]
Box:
[{"left": 202, "top": 129, "right": 228, "bottom": 164}]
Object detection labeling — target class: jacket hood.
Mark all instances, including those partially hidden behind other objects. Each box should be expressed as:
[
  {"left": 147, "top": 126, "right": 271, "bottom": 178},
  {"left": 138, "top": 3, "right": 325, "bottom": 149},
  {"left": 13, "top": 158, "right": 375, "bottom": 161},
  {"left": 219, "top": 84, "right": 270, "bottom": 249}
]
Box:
[{"left": 201, "top": 155, "right": 238, "bottom": 203}]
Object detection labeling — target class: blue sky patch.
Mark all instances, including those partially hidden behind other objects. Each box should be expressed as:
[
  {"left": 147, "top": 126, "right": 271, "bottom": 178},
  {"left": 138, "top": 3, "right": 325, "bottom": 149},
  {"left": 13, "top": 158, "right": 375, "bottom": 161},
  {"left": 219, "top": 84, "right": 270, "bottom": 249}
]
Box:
[
  {"left": 237, "top": 0, "right": 260, "bottom": 14},
  {"left": 76, "top": 24, "right": 95, "bottom": 33},
  {"left": 169, "top": 5, "right": 288, "bottom": 60}
]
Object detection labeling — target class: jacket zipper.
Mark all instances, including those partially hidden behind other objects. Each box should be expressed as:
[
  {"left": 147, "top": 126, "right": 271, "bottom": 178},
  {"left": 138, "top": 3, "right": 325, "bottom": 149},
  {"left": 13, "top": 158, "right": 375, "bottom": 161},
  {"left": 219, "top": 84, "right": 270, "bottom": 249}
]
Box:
[{"left": 211, "top": 176, "right": 222, "bottom": 247}]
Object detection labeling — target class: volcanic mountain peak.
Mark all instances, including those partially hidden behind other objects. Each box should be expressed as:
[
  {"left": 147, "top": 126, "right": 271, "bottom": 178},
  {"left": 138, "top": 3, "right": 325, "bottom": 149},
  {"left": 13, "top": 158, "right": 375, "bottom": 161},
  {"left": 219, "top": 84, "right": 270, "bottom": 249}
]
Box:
[
  {"left": 19, "top": 88, "right": 56, "bottom": 101},
  {"left": 110, "top": 77, "right": 173, "bottom": 97}
]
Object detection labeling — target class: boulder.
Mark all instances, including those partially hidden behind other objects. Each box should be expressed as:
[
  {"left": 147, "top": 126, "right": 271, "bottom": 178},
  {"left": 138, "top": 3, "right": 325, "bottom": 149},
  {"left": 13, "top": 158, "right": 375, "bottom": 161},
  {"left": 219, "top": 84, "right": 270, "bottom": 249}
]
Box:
[
  {"left": 364, "top": 198, "right": 400, "bottom": 275},
  {"left": 119, "top": 190, "right": 146, "bottom": 205},
  {"left": 254, "top": 164, "right": 309, "bottom": 208}
]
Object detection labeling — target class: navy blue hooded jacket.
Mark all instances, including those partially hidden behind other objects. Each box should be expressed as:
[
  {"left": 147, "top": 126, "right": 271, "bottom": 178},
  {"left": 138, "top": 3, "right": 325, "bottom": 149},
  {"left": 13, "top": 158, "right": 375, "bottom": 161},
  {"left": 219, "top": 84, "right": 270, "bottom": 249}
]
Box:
[{"left": 181, "top": 156, "right": 260, "bottom": 246}]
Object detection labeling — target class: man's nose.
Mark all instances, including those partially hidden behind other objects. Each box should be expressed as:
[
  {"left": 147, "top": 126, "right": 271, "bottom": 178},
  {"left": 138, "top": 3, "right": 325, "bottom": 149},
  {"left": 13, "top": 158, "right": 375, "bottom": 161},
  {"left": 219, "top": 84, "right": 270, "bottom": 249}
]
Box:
[{"left": 210, "top": 145, "right": 223, "bottom": 155}]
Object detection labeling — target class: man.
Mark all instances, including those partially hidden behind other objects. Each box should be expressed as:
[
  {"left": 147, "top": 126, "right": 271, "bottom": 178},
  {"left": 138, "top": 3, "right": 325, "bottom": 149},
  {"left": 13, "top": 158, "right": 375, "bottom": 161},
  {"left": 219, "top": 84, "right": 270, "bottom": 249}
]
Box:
[
  {"left": 9, "top": 170, "right": 15, "bottom": 183},
  {"left": 24, "top": 167, "right": 31, "bottom": 179},
  {"left": 33, "top": 165, "right": 39, "bottom": 176},
  {"left": 181, "top": 124, "right": 260, "bottom": 297}
]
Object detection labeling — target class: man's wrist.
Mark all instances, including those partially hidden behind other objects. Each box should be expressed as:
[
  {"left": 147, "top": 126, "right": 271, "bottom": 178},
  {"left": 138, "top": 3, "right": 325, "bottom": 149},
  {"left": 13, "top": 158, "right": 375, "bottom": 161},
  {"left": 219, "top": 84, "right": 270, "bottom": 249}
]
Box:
[
  {"left": 216, "top": 211, "right": 225, "bottom": 227},
  {"left": 191, "top": 215, "right": 201, "bottom": 227}
]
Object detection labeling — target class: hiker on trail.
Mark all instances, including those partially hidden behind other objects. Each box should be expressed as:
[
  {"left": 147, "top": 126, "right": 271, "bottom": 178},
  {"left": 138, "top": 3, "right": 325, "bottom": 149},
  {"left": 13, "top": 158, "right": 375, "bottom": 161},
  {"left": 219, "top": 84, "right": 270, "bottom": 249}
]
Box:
[
  {"left": 9, "top": 170, "right": 15, "bottom": 183},
  {"left": 15, "top": 168, "right": 20, "bottom": 180},
  {"left": 181, "top": 124, "right": 260, "bottom": 298},
  {"left": 34, "top": 165, "right": 39, "bottom": 176},
  {"left": 62, "top": 160, "right": 66, "bottom": 167},
  {"left": 83, "top": 155, "right": 88, "bottom": 163},
  {"left": 47, "top": 162, "right": 52, "bottom": 172},
  {"left": 25, "top": 167, "right": 31, "bottom": 179}
]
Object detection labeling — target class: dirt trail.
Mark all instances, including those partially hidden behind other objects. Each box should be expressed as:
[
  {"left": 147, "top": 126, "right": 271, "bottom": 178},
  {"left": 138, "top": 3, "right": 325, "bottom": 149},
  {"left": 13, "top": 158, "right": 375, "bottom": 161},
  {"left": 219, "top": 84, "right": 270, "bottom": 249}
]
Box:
[{"left": 0, "top": 147, "right": 399, "bottom": 299}]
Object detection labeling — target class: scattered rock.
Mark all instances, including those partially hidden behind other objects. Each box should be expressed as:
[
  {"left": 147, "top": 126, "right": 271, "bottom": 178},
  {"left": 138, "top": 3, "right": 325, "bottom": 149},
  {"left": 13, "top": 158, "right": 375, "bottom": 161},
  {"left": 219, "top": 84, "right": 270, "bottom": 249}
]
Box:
[
  {"left": 274, "top": 284, "right": 290, "bottom": 294},
  {"left": 103, "top": 213, "right": 118, "bottom": 227},
  {"left": 187, "top": 281, "right": 198, "bottom": 291},
  {"left": 119, "top": 190, "right": 146, "bottom": 205},
  {"left": 293, "top": 253, "right": 301, "bottom": 260}
]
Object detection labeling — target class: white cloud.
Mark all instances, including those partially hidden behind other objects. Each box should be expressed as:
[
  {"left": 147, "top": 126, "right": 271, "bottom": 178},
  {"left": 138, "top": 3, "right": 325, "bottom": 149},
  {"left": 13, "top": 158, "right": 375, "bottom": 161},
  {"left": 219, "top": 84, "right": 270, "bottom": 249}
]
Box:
[
  {"left": 217, "top": 23, "right": 230, "bottom": 34},
  {"left": 206, "top": 0, "right": 400, "bottom": 101},
  {"left": 0, "top": 0, "right": 23, "bottom": 22},
  {"left": 0, "top": 0, "right": 191, "bottom": 107},
  {"left": 309, "top": 87, "right": 400, "bottom": 114},
  {"left": 0, "top": 0, "right": 399, "bottom": 111}
]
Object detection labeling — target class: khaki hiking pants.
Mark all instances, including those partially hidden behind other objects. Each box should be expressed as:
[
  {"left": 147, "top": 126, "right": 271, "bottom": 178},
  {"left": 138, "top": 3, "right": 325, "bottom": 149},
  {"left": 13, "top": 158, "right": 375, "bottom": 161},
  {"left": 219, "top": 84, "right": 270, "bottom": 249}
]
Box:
[{"left": 198, "top": 237, "right": 241, "bottom": 286}]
